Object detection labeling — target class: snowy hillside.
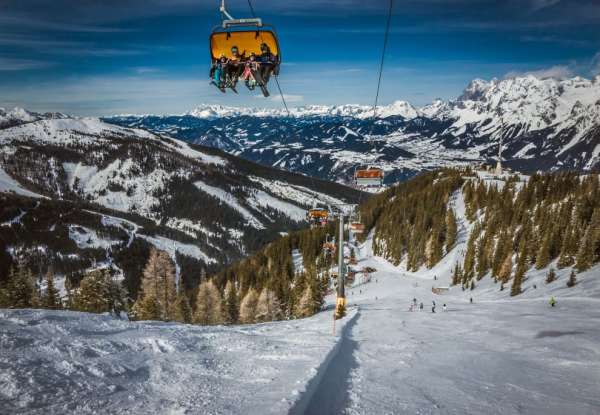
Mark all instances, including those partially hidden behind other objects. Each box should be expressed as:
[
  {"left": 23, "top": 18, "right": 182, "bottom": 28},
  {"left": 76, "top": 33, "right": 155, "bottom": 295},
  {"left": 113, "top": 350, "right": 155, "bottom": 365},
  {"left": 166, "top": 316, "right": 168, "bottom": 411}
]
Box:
[
  {"left": 0, "top": 115, "right": 363, "bottom": 292},
  {"left": 107, "top": 75, "right": 600, "bottom": 185},
  {"left": 1, "top": 227, "right": 598, "bottom": 414}
]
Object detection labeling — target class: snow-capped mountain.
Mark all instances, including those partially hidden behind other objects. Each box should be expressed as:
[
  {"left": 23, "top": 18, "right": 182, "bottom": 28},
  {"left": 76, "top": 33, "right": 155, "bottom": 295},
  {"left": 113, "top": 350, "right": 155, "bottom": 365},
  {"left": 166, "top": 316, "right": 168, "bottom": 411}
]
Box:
[
  {"left": 0, "top": 107, "right": 67, "bottom": 129},
  {"left": 107, "top": 75, "right": 600, "bottom": 184},
  {"left": 0, "top": 114, "right": 362, "bottom": 291}
]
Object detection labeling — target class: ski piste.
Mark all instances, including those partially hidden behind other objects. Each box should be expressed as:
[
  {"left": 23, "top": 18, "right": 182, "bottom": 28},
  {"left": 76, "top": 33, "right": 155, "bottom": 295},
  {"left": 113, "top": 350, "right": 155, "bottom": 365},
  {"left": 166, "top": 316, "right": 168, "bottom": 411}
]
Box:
[{"left": 2, "top": 230, "right": 599, "bottom": 414}]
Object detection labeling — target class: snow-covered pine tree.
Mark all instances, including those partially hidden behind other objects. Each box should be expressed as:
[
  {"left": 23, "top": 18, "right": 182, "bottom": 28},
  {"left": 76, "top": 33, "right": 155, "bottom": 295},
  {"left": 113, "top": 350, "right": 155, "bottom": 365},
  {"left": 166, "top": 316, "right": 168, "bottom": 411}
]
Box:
[
  {"left": 193, "top": 280, "right": 224, "bottom": 325},
  {"left": 239, "top": 288, "right": 259, "bottom": 324}
]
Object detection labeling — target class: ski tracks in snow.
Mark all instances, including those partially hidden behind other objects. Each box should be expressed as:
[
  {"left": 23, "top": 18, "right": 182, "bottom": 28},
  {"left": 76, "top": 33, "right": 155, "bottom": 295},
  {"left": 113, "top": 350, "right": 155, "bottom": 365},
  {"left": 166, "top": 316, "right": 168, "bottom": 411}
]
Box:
[{"left": 289, "top": 310, "right": 360, "bottom": 415}]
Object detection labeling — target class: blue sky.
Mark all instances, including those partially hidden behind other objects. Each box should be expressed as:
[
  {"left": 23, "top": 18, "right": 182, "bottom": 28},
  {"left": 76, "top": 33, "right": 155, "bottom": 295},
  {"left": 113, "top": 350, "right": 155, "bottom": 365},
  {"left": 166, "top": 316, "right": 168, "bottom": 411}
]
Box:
[{"left": 1, "top": 0, "right": 599, "bottom": 115}]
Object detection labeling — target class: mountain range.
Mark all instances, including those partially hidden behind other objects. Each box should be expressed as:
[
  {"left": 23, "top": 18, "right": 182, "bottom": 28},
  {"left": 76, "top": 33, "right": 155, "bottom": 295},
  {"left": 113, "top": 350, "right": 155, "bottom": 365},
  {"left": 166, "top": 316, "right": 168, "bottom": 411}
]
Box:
[
  {"left": 0, "top": 115, "right": 362, "bottom": 296},
  {"left": 106, "top": 75, "right": 600, "bottom": 183}
]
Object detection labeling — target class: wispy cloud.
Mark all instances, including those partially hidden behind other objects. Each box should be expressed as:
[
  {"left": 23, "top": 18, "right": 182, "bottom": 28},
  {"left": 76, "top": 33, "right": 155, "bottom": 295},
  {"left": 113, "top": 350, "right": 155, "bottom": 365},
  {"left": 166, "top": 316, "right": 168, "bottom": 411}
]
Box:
[
  {"left": 0, "top": 58, "right": 54, "bottom": 71},
  {"left": 505, "top": 65, "right": 574, "bottom": 80},
  {"left": 0, "top": 14, "right": 132, "bottom": 33},
  {"left": 272, "top": 94, "right": 304, "bottom": 103}
]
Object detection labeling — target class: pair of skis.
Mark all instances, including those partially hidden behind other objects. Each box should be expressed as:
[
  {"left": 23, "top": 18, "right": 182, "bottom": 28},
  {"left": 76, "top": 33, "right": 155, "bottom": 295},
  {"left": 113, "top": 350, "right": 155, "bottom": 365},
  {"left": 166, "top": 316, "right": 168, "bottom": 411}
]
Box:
[{"left": 211, "top": 79, "right": 269, "bottom": 97}]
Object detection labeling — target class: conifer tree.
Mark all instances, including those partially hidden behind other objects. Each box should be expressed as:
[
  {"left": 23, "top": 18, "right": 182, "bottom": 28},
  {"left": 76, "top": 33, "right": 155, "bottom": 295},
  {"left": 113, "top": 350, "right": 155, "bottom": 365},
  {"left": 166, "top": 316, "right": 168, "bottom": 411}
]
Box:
[
  {"left": 0, "top": 264, "right": 37, "bottom": 308},
  {"left": 173, "top": 288, "right": 192, "bottom": 324},
  {"left": 72, "top": 269, "right": 113, "bottom": 313},
  {"left": 498, "top": 254, "right": 513, "bottom": 284},
  {"left": 535, "top": 229, "right": 552, "bottom": 269},
  {"left": 131, "top": 295, "right": 161, "bottom": 321},
  {"left": 223, "top": 280, "right": 239, "bottom": 324},
  {"left": 295, "top": 285, "right": 315, "bottom": 318},
  {"left": 239, "top": 288, "right": 259, "bottom": 324},
  {"left": 193, "top": 280, "right": 224, "bottom": 325},
  {"left": 566, "top": 270, "right": 577, "bottom": 287},
  {"left": 545, "top": 268, "right": 557, "bottom": 284},
  {"left": 256, "top": 288, "right": 282, "bottom": 322},
  {"left": 575, "top": 226, "right": 595, "bottom": 272},
  {"left": 463, "top": 229, "right": 478, "bottom": 282},
  {"left": 445, "top": 209, "right": 458, "bottom": 253},
  {"left": 42, "top": 270, "right": 62, "bottom": 310},
  {"left": 132, "top": 249, "right": 177, "bottom": 321},
  {"left": 451, "top": 262, "right": 463, "bottom": 286},
  {"left": 557, "top": 224, "right": 577, "bottom": 268}
]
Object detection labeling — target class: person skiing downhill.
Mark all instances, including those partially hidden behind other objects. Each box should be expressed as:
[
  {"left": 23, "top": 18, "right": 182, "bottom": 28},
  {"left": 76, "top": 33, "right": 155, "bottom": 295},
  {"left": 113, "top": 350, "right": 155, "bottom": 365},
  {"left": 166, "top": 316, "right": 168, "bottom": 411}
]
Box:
[
  {"left": 443, "top": 304, "right": 447, "bottom": 312},
  {"left": 550, "top": 296, "right": 556, "bottom": 307},
  {"left": 419, "top": 302, "right": 424, "bottom": 311}
]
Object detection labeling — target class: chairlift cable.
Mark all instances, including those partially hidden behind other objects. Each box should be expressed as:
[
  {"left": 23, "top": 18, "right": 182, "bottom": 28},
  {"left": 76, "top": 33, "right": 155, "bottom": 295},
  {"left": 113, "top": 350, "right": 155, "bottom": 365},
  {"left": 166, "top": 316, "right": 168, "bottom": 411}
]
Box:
[{"left": 373, "top": 0, "right": 393, "bottom": 119}]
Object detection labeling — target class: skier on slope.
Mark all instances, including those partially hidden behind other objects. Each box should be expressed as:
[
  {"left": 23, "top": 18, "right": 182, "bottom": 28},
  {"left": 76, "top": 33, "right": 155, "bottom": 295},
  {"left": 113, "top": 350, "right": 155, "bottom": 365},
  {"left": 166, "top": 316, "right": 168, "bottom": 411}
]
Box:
[
  {"left": 443, "top": 304, "right": 447, "bottom": 312},
  {"left": 419, "top": 302, "right": 424, "bottom": 311},
  {"left": 431, "top": 301, "right": 436, "bottom": 313},
  {"left": 549, "top": 296, "right": 557, "bottom": 307}
]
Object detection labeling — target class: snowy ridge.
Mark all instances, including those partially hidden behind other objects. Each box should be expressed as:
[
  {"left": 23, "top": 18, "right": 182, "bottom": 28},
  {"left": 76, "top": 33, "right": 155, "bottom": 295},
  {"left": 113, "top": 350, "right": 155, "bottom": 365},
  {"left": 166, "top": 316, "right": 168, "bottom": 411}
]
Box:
[
  {"left": 186, "top": 101, "right": 420, "bottom": 120},
  {"left": 108, "top": 74, "right": 600, "bottom": 184},
  {"left": 0, "top": 113, "right": 363, "bottom": 282}
]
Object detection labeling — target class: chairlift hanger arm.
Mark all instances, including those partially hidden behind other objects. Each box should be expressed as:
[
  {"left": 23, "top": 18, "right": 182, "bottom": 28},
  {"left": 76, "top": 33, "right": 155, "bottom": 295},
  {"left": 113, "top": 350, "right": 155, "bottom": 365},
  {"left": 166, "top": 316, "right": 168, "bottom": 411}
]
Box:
[
  {"left": 220, "top": 0, "right": 235, "bottom": 21},
  {"left": 219, "top": 0, "right": 262, "bottom": 28}
]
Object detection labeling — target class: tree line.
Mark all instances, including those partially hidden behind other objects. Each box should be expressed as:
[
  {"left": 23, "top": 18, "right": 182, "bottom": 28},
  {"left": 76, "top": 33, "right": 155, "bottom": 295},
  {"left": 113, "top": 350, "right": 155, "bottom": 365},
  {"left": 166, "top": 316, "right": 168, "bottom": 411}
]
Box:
[
  {"left": 452, "top": 172, "right": 599, "bottom": 295},
  {"left": 0, "top": 220, "right": 337, "bottom": 325}
]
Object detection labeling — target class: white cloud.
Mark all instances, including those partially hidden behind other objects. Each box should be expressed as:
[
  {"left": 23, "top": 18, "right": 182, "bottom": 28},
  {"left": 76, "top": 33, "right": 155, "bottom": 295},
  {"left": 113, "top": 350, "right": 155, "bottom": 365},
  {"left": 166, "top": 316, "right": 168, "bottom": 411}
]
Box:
[
  {"left": 271, "top": 94, "right": 304, "bottom": 103},
  {"left": 505, "top": 65, "right": 573, "bottom": 80}
]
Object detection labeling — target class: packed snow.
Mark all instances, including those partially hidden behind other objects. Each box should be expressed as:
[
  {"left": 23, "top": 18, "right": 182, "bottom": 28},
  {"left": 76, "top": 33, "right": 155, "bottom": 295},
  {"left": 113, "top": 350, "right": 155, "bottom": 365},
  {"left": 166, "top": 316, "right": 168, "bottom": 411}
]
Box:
[
  {"left": 0, "top": 167, "right": 44, "bottom": 198},
  {"left": 0, "top": 307, "right": 355, "bottom": 414},
  {"left": 2, "top": 228, "right": 598, "bottom": 414}
]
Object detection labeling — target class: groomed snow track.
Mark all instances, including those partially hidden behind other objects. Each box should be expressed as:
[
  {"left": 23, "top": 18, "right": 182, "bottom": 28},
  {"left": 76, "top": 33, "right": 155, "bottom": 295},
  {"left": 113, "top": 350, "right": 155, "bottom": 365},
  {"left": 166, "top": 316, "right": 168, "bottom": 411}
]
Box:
[{"left": 289, "top": 309, "right": 360, "bottom": 415}]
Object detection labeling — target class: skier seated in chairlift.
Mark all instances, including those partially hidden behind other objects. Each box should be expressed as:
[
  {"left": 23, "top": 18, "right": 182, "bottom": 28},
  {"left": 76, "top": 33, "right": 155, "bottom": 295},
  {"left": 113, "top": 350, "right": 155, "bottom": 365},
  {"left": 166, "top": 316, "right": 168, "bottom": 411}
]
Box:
[
  {"left": 255, "top": 43, "right": 278, "bottom": 90},
  {"left": 242, "top": 53, "right": 260, "bottom": 91},
  {"left": 210, "top": 55, "right": 228, "bottom": 92},
  {"left": 226, "top": 46, "right": 245, "bottom": 90}
]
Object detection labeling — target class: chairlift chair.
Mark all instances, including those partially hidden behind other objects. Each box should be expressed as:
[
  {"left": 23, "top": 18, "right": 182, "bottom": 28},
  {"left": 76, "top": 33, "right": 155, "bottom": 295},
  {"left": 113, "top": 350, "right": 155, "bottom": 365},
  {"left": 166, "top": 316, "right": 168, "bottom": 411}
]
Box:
[
  {"left": 209, "top": 0, "right": 281, "bottom": 96},
  {"left": 354, "top": 166, "right": 384, "bottom": 188}
]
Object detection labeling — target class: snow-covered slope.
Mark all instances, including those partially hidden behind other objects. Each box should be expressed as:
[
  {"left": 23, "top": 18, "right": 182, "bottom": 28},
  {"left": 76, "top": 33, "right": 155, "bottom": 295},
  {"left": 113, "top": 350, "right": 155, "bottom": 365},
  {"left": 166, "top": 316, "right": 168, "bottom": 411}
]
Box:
[
  {"left": 0, "top": 115, "right": 363, "bottom": 289},
  {"left": 0, "top": 307, "right": 356, "bottom": 414},
  {"left": 107, "top": 75, "right": 600, "bottom": 185},
  {"left": 1, "top": 222, "right": 598, "bottom": 414}
]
